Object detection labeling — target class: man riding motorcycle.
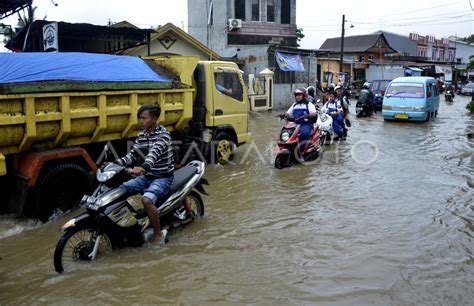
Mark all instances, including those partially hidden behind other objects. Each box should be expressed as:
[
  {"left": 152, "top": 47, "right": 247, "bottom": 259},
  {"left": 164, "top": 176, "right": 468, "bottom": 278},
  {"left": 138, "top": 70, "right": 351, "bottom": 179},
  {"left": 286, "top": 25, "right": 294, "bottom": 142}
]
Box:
[
  {"left": 285, "top": 88, "right": 317, "bottom": 152},
  {"left": 357, "top": 82, "right": 376, "bottom": 116}
]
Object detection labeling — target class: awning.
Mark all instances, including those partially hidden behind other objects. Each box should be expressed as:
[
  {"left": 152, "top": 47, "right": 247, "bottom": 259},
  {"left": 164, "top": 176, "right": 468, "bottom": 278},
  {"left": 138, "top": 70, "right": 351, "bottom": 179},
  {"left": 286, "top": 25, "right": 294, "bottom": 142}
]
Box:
[{"left": 275, "top": 51, "right": 305, "bottom": 72}]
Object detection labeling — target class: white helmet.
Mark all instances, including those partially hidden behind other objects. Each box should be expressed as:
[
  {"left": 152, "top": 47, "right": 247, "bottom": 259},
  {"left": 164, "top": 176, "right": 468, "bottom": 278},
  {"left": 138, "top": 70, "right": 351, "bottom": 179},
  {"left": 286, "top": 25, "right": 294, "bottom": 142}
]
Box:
[{"left": 363, "top": 82, "right": 370, "bottom": 89}]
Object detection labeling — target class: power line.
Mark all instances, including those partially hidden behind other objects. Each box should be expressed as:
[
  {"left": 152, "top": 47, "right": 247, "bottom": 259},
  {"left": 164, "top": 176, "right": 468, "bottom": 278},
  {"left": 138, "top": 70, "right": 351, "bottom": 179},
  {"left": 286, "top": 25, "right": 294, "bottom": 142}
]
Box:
[{"left": 349, "top": 0, "right": 465, "bottom": 21}]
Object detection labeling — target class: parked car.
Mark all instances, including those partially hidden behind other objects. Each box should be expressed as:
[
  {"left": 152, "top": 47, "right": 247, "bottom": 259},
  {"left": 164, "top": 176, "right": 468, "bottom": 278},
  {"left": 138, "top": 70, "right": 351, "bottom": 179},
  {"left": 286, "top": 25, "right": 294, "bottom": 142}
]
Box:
[
  {"left": 461, "top": 83, "right": 474, "bottom": 96},
  {"left": 369, "top": 80, "right": 391, "bottom": 110}
]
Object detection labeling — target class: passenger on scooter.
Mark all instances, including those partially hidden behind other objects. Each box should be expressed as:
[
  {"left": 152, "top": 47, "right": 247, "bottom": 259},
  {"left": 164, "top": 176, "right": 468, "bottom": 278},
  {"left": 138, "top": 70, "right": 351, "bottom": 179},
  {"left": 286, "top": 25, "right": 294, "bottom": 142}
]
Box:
[
  {"left": 306, "top": 86, "right": 316, "bottom": 105},
  {"left": 115, "top": 104, "right": 175, "bottom": 243},
  {"left": 335, "top": 85, "right": 350, "bottom": 135},
  {"left": 322, "top": 83, "right": 335, "bottom": 104},
  {"left": 285, "top": 87, "right": 317, "bottom": 152},
  {"left": 322, "top": 92, "right": 344, "bottom": 140}
]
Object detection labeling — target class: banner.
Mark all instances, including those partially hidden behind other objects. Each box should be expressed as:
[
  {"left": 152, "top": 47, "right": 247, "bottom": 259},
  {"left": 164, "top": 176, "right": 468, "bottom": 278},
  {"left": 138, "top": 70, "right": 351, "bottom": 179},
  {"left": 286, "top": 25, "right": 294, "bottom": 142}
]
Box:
[
  {"left": 43, "top": 22, "right": 58, "bottom": 52},
  {"left": 275, "top": 51, "right": 305, "bottom": 72}
]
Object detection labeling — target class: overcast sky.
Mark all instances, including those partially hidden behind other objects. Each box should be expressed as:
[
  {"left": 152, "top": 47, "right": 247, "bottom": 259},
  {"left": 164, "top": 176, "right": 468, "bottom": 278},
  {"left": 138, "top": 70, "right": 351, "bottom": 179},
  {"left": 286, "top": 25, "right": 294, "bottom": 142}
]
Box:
[{"left": 1, "top": 0, "right": 473, "bottom": 51}]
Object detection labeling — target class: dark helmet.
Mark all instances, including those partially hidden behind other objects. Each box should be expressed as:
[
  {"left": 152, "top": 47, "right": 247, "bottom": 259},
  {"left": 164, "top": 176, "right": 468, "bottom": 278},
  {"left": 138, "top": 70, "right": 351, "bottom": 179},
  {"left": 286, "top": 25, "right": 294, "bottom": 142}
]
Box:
[
  {"left": 306, "top": 86, "right": 316, "bottom": 98},
  {"left": 293, "top": 87, "right": 307, "bottom": 97},
  {"left": 328, "top": 83, "right": 335, "bottom": 91}
]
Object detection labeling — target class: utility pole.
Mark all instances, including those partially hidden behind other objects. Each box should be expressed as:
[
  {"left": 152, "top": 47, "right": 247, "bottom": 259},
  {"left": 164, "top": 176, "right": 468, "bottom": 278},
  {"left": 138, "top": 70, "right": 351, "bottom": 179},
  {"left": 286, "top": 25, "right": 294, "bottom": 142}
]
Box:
[{"left": 339, "top": 14, "right": 345, "bottom": 73}]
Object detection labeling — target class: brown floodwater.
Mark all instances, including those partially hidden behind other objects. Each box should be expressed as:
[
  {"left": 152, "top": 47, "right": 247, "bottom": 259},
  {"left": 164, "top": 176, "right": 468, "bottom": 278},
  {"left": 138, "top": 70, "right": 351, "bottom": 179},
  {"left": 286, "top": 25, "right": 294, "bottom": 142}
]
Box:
[{"left": 1, "top": 95, "right": 473, "bottom": 305}]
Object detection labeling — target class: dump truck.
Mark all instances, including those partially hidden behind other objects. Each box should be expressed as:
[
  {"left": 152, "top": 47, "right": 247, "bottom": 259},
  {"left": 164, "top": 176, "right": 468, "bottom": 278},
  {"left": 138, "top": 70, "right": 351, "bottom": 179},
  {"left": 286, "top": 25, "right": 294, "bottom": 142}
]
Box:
[{"left": 0, "top": 52, "right": 251, "bottom": 222}]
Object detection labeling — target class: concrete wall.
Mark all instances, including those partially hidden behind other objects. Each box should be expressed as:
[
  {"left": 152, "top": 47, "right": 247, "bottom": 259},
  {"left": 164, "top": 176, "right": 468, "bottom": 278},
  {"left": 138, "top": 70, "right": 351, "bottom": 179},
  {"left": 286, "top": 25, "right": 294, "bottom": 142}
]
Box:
[
  {"left": 273, "top": 83, "right": 308, "bottom": 110},
  {"left": 237, "top": 46, "right": 271, "bottom": 77},
  {"left": 366, "top": 65, "right": 404, "bottom": 81},
  {"left": 187, "top": 0, "right": 229, "bottom": 52},
  {"left": 130, "top": 32, "right": 211, "bottom": 60},
  {"left": 455, "top": 41, "right": 474, "bottom": 64}
]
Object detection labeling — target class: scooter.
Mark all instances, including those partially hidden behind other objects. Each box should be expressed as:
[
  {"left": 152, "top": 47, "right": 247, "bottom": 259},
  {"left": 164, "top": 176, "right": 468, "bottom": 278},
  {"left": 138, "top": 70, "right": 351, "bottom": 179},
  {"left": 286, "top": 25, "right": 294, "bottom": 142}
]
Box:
[
  {"left": 316, "top": 108, "right": 334, "bottom": 146},
  {"left": 445, "top": 90, "right": 454, "bottom": 102},
  {"left": 274, "top": 115, "right": 321, "bottom": 169},
  {"left": 53, "top": 158, "right": 208, "bottom": 273}
]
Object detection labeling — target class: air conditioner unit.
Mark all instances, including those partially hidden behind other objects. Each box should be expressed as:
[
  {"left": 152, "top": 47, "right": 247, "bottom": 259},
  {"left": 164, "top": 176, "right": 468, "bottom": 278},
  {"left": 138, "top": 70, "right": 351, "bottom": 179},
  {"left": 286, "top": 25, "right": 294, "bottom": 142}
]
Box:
[{"left": 228, "top": 19, "right": 242, "bottom": 30}]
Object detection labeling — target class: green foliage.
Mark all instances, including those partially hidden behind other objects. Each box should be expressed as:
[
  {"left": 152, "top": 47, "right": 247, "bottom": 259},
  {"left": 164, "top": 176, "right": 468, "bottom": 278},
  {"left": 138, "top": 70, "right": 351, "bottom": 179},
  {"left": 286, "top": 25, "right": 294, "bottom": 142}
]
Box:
[
  {"left": 466, "top": 99, "right": 474, "bottom": 113},
  {"left": 467, "top": 55, "right": 474, "bottom": 71},
  {"left": 17, "top": 5, "right": 37, "bottom": 29},
  {"left": 2, "top": 26, "right": 15, "bottom": 45},
  {"left": 296, "top": 27, "right": 304, "bottom": 48},
  {"left": 462, "top": 34, "right": 474, "bottom": 44}
]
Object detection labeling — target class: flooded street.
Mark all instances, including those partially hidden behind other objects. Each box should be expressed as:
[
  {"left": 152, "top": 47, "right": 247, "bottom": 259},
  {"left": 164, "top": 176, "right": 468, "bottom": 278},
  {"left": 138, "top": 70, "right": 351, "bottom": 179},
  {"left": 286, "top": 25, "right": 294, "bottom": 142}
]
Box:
[{"left": 1, "top": 96, "right": 473, "bottom": 305}]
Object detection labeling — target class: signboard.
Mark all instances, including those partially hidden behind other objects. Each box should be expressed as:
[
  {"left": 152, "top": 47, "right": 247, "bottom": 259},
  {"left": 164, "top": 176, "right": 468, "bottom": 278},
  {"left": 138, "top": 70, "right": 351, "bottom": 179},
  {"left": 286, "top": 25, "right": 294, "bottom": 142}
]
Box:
[
  {"left": 43, "top": 22, "right": 58, "bottom": 52},
  {"left": 275, "top": 51, "right": 305, "bottom": 72}
]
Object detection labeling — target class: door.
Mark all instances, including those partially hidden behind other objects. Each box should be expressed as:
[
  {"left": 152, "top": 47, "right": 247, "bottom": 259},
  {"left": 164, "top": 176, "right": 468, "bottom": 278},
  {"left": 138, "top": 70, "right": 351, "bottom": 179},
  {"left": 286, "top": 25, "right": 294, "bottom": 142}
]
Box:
[{"left": 210, "top": 65, "right": 249, "bottom": 144}]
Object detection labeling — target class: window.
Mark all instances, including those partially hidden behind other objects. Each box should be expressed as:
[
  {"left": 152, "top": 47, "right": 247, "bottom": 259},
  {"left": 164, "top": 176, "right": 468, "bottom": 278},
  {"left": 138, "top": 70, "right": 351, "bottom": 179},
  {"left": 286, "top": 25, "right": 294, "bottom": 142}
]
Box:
[
  {"left": 386, "top": 83, "right": 424, "bottom": 99},
  {"left": 214, "top": 71, "right": 244, "bottom": 102},
  {"left": 252, "top": 0, "right": 260, "bottom": 21},
  {"left": 281, "top": 0, "right": 291, "bottom": 24},
  {"left": 235, "top": 0, "right": 245, "bottom": 20},
  {"left": 267, "top": 0, "right": 275, "bottom": 22}
]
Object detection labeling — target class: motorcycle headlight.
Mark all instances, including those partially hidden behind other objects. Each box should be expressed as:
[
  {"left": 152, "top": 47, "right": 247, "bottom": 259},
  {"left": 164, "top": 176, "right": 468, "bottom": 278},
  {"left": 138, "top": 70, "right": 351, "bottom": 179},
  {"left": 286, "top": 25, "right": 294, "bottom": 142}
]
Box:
[
  {"left": 96, "top": 170, "right": 116, "bottom": 182},
  {"left": 281, "top": 132, "right": 290, "bottom": 142}
]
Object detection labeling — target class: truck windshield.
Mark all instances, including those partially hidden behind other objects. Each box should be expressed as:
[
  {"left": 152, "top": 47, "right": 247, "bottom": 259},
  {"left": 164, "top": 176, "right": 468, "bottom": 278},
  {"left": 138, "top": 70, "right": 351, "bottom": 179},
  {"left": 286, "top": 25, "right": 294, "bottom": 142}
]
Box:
[{"left": 386, "top": 83, "right": 424, "bottom": 98}]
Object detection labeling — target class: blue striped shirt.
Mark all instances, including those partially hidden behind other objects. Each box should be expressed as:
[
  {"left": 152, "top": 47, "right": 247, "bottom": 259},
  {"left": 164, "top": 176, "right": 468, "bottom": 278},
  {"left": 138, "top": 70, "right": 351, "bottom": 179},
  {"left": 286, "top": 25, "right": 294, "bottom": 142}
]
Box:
[{"left": 116, "top": 125, "right": 174, "bottom": 177}]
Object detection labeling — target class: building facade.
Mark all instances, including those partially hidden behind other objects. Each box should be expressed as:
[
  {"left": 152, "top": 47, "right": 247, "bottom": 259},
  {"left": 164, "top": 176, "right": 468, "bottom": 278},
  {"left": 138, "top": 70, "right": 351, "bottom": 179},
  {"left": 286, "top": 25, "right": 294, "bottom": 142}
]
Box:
[
  {"left": 188, "top": 0, "right": 297, "bottom": 54},
  {"left": 188, "top": 0, "right": 317, "bottom": 109}
]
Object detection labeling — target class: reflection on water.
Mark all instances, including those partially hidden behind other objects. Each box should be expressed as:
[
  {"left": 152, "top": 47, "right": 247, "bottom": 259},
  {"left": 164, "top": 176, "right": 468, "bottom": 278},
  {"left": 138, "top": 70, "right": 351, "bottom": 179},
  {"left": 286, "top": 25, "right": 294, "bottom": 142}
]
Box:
[{"left": 1, "top": 96, "right": 473, "bottom": 304}]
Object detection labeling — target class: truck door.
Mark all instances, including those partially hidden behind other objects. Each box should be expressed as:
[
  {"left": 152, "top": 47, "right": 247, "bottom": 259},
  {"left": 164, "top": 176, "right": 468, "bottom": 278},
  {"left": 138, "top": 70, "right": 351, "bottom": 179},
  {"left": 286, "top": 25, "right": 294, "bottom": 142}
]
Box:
[{"left": 210, "top": 66, "right": 249, "bottom": 144}]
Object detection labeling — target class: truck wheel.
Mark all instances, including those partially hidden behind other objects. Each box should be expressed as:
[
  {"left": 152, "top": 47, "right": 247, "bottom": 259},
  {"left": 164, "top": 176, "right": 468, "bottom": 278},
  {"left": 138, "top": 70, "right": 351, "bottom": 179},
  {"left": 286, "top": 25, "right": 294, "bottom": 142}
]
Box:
[
  {"left": 214, "top": 132, "right": 235, "bottom": 164},
  {"left": 35, "top": 163, "right": 93, "bottom": 222}
]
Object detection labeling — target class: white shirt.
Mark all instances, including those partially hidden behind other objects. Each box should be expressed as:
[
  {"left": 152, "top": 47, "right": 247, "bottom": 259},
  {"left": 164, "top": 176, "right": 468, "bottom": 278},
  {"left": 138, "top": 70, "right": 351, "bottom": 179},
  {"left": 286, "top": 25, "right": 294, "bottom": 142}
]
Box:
[{"left": 286, "top": 101, "right": 317, "bottom": 117}]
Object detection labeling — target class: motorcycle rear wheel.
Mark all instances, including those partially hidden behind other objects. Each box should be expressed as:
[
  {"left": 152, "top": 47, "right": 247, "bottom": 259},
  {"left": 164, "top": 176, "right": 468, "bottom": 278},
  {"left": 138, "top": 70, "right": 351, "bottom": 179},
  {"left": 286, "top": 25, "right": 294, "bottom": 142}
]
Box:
[
  {"left": 54, "top": 226, "right": 112, "bottom": 273},
  {"left": 186, "top": 191, "right": 205, "bottom": 217}
]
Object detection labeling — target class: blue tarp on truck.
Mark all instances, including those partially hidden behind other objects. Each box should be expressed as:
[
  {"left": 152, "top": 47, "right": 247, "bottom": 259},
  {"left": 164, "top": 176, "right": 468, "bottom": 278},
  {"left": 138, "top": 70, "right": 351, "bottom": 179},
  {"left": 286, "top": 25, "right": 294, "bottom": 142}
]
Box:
[{"left": 0, "top": 52, "right": 171, "bottom": 84}]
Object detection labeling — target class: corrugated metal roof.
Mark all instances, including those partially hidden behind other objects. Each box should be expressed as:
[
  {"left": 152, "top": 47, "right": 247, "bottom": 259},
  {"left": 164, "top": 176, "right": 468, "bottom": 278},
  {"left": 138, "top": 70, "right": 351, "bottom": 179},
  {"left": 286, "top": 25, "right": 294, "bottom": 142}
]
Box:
[
  {"left": 319, "top": 33, "right": 397, "bottom": 53},
  {"left": 0, "top": 0, "right": 31, "bottom": 19}
]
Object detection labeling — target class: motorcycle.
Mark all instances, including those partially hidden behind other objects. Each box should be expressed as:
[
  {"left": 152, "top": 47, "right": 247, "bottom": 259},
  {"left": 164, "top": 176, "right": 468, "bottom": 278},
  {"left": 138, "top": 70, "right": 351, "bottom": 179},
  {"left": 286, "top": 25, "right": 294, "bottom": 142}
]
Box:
[
  {"left": 445, "top": 90, "right": 455, "bottom": 102},
  {"left": 355, "top": 99, "right": 375, "bottom": 117},
  {"left": 274, "top": 114, "right": 321, "bottom": 169},
  {"left": 53, "top": 158, "right": 208, "bottom": 273}
]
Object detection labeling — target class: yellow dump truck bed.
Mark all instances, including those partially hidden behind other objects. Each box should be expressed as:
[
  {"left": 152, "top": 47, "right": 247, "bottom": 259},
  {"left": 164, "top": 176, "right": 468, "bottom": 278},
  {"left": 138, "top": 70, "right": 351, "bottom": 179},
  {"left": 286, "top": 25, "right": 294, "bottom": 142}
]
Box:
[{"left": 0, "top": 55, "right": 200, "bottom": 175}]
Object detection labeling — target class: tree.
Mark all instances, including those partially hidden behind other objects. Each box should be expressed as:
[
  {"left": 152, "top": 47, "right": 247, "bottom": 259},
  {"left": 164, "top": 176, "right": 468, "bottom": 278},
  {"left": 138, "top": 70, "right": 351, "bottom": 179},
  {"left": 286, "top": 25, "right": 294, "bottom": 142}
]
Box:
[
  {"left": 2, "top": 25, "right": 15, "bottom": 45},
  {"left": 467, "top": 55, "right": 474, "bottom": 71},
  {"left": 462, "top": 35, "right": 474, "bottom": 44},
  {"left": 17, "top": 5, "right": 37, "bottom": 29},
  {"left": 296, "top": 27, "right": 305, "bottom": 48}
]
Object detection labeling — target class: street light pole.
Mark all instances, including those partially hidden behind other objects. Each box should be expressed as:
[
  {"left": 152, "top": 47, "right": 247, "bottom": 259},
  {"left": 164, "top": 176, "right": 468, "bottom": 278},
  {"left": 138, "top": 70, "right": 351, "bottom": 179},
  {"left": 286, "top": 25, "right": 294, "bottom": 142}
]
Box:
[{"left": 339, "top": 14, "right": 345, "bottom": 73}]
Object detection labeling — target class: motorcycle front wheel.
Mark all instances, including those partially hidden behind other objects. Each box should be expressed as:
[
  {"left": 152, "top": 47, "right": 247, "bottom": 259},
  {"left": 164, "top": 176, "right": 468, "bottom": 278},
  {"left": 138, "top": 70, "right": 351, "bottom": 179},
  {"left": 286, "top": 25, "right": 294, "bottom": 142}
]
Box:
[
  {"left": 54, "top": 226, "right": 112, "bottom": 273},
  {"left": 274, "top": 153, "right": 288, "bottom": 169}
]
